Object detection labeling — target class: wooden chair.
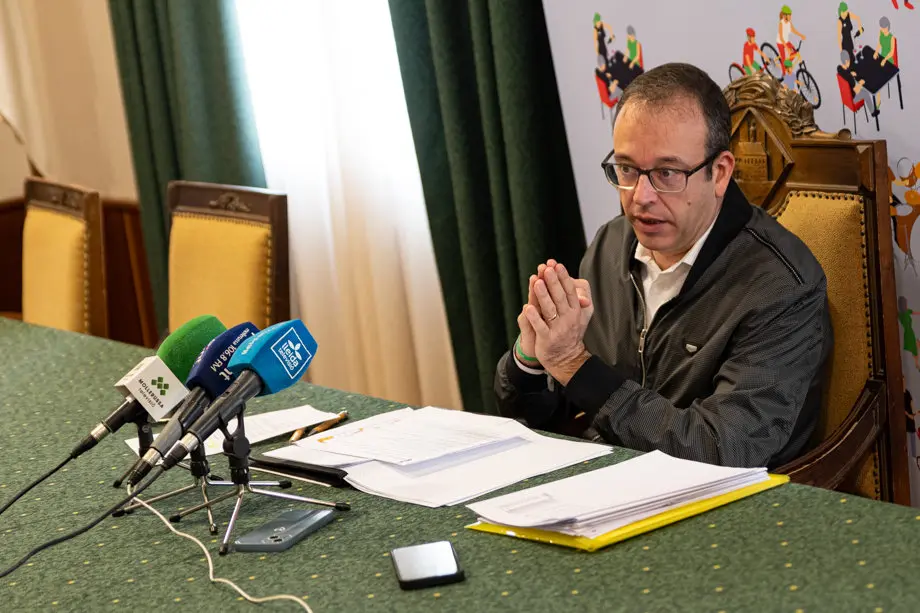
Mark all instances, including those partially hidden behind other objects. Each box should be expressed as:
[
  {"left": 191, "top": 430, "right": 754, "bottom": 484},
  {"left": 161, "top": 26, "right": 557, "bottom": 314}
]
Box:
[
  {"left": 0, "top": 113, "right": 155, "bottom": 344},
  {"left": 724, "top": 74, "right": 908, "bottom": 504},
  {"left": 21, "top": 178, "right": 108, "bottom": 337},
  {"left": 167, "top": 181, "right": 289, "bottom": 332}
]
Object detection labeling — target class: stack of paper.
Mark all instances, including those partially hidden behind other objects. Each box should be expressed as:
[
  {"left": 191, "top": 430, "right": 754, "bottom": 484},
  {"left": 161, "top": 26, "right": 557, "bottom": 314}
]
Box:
[
  {"left": 263, "top": 407, "right": 612, "bottom": 507},
  {"left": 467, "top": 451, "right": 769, "bottom": 538}
]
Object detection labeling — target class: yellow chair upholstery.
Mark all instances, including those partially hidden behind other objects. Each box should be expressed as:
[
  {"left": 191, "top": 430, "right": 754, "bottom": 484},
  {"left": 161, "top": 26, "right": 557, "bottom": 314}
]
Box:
[
  {"left": 21, "top": 206, "right": 89, "bottom": 333},
  {"left": 775, "top": 191, "right": 879, "bottom": 498},
  {"left": 168, "top": 212, "right": 273, "bottom": 331}
]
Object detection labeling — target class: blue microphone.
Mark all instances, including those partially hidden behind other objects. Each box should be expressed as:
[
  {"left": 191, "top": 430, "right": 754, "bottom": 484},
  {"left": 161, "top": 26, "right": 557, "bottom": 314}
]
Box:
[
  {"left": 125, "top": 322, "right": 261, "bottom": 485},
  {"left": 160, "top": 320, "right": 318, "bottom": 471}
]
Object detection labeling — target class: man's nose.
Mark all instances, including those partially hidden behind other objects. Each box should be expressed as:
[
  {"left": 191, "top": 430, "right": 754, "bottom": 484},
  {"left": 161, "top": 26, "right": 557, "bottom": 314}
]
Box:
[{"left": 633, "top": 173, "right": 658, "bottom": 204}]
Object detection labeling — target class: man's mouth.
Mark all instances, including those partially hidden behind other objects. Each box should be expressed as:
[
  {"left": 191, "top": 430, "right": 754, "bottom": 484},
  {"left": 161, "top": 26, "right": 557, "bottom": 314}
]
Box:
[{"left": 632, "top": 216, "right": 667, "bottom": 226}]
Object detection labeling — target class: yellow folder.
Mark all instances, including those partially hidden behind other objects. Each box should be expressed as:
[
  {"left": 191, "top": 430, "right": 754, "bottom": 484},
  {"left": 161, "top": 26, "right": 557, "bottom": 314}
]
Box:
[{"left": 467, "top": 473, "right": 789, "bottom": 552}]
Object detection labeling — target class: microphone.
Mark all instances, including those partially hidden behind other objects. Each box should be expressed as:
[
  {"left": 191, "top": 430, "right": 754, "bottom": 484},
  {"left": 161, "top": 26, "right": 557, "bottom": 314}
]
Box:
[
  {"left": 125, "top": 322, "right": 260, "bottom": 485},
  {"left": 69, "top": 315, "right": 227, "bottom": 459},
  {"left": 160, "top": 319, "right": 318, "bottom": 472}
]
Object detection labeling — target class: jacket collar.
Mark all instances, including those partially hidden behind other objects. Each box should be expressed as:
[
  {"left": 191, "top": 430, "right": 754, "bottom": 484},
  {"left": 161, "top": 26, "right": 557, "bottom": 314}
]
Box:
[{"left": 622, "top": 179, "right": 754, "bottom": 296}]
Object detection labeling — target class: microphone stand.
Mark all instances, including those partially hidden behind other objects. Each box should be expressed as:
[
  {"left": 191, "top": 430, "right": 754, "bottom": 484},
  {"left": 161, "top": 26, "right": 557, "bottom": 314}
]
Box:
[
  {"left": 112, "top": 445, "right": 242, "bottom": 533},
  {"left": 112, "top": 412, "right": 197, "bottom": 490},
  {"left": 111, "top": 412, "right": 156, "bottom": 488},
  {"left": 174, "top": 410, "right": 349, "bottom": 555}
]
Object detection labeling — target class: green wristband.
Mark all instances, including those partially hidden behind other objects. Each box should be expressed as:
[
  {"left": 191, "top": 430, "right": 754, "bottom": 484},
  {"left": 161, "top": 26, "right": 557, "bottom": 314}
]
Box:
[{"left": 515, "top": 337, "right": 540, "bottom": 364}]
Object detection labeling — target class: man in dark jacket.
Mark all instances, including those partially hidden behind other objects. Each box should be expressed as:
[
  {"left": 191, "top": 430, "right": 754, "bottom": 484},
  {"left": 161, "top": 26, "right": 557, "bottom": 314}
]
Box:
[{"left": 495, "top": 63, "right": 832, "bottom": 469}]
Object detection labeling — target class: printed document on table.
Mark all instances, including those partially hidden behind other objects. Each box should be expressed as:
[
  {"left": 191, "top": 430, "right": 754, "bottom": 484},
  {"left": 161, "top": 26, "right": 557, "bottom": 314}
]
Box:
[
  {"left": 124, "top": 405, "right": 338, "bottom": 456},
  {"left": 343, "top": 421, "right": 612, "bottom": 507},
  {"left": 263, "top": 408, "right": 416, "bottom": 467},
  {"left": 295, "top": 406, "right": 520, "bottom": 465}
]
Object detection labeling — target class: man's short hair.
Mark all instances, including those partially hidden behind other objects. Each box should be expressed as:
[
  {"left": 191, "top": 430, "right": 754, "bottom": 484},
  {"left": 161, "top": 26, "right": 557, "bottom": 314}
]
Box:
[
  {"left": 615, "top": 63, "right": 729, "bottom": 178},
  {"left": 627, "top": 25, "right": 636, "bottom": 36},
  {"left": 840, "top": 50, "right": 851, "bottom": 64},
  {"left": 880, "top": 16, "right": 891, "bottom": 28}
]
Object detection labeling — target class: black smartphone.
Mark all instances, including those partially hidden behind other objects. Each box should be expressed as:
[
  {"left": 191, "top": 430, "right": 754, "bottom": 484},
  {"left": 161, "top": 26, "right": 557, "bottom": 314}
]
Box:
[{"left": 391, "top": 541, "right": 465, "bottom": 590}]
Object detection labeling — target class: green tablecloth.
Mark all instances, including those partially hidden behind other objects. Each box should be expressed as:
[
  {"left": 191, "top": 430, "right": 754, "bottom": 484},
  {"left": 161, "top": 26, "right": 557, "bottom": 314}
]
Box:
[{"left": 1, "top": 319, "right": 919, "bottom": 612}]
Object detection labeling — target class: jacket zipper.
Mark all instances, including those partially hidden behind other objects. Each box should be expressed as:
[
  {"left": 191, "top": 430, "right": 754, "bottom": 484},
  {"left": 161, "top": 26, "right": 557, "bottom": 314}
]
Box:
[
  {"left": 630, "top": 272, "right": 678, "bottom": 388},
  {"left": 630, "top": 273, "right": 649, "bottom": 387}
]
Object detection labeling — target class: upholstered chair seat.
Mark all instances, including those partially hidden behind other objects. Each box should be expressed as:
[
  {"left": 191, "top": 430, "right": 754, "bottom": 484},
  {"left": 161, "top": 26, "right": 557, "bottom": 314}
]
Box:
[
  {"left": 166, "top": 181, "right": 289, "bottom": 333},
  {"left": 21, "top": 179, "right": 107, "bottom": 336},
  {"left": 775, "top": 191, "right": 879, "bottom": 499}
]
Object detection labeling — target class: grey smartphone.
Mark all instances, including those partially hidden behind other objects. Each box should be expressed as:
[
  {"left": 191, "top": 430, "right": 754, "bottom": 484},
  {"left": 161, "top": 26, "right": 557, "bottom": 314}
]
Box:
[
  {"left": 391, "top": 541, "right": 465, "bottom": 590},
  {"left": 233, "top": 509, "right": 334, "bottom": 552}
]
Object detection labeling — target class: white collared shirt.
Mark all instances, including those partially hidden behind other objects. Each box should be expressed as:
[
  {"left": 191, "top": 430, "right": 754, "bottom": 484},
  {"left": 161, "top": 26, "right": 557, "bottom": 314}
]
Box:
[{"left": 633, "top": 216, "right": 717, "bottom": 326}]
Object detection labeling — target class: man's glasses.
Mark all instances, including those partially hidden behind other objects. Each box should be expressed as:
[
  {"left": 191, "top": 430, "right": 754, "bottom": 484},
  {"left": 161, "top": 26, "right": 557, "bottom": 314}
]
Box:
[{"left": 601, "top": 150, "right": 721, "bottom": 193}]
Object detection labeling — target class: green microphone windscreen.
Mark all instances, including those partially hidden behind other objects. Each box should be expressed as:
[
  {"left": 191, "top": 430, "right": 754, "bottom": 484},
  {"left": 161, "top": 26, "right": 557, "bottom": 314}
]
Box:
[{"left": 156, "top": 315, "right": 228, "bottom": 382}]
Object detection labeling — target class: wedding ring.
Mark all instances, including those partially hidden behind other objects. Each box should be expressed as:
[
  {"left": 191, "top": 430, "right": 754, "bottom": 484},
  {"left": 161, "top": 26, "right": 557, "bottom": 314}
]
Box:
[{"left": 548, "top": 311, "right": 559, "bottom": 322}]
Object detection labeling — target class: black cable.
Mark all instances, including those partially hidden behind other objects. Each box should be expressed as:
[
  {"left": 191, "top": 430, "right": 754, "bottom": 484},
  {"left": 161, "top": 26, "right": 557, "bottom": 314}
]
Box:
[
  {"left": 0, "top": 455, "right": 73, "bottom": 518},
  {"left": 0, "top": 467, "right": 163, "bottom": 579}
]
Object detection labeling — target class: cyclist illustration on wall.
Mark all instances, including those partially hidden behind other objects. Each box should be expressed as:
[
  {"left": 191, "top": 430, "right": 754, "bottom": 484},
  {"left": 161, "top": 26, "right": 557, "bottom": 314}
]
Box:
[
  {"left": 729, "top": 28, "right": 769, "bottom": 82},
  {"left": 757, "top": 6, "right": 821, "bottom": 107},
  {"left": 775, "top": 5, "right": 806, "bottom": 74},
  {"left": 781, "top": 59, "right": 803, "bottom": 92}
]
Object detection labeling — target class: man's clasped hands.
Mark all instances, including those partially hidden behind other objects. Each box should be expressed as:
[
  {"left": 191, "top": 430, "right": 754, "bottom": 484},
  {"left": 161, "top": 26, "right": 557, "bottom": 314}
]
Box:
[{"left": 515, "top": 260, "right": 595, "bottom": 386}]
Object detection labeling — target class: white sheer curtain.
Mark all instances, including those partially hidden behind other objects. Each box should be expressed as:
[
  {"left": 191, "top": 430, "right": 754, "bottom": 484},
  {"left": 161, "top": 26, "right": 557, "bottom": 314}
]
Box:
[
  {"left": 0, "top": 0, "right": 136, "bottom": 198},
  {"left": 236, "top": 0, "right": 462, "bottom": 410}
]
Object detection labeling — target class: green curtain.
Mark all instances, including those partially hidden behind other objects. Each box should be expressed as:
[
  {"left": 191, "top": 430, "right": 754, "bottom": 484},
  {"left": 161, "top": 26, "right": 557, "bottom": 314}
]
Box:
[
  {"left": 108, "top": 0, "right": 266, "bottom": 332},
  {"left": 389, "top": 0, "right": 586, "bottom": 414}
]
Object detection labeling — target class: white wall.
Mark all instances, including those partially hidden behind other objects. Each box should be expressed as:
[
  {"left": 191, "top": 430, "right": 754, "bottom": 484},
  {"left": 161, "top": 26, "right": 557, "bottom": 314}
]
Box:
[
  {"left": 544, "top": 0, "right": 920, "bottom": 503},
  {"left": 0, "top": 0, "right": 136, "bottom": 199}
]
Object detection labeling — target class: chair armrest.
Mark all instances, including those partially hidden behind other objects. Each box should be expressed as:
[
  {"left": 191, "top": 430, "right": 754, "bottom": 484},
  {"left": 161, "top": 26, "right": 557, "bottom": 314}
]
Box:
[{"left": 776, "top": 378, "right": 886, "bottom": 489}]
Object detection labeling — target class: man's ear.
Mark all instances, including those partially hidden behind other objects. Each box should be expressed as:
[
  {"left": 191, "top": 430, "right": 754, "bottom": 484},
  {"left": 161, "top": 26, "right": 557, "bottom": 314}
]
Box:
[{"left": 713, "top": 150, "right": 736, "bottom": 199}]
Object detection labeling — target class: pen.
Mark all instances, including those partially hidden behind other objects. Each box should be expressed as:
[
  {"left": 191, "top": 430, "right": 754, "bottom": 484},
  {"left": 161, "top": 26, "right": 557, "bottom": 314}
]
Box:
[{"left": 289, "top": 410, "right": 348, "bottom": 442}]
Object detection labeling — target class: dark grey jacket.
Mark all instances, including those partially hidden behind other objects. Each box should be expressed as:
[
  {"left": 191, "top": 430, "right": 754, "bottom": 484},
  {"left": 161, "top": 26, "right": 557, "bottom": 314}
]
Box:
[{"left": 495, "top": 181, "right": 832, "bottom": 468}]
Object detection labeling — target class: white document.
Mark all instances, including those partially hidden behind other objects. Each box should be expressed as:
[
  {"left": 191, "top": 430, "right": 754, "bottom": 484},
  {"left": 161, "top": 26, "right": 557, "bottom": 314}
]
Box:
[
  {"left": 263, "top": 445, "right": 368, "bottom": 468},
  {"left": 263, "top": 407, "right": 612, "bottom": 507},
  {"left": 262, "top": 408, "right": 417, "bottom": 467},
  {"left": 298, "top": 406, "right": 516, "bottom": 465},
  {"left": 124, "top": 404, "right": 338, "bottom": 456},
  {"left": 343, "top": 425, "right": 612, "bottom": 507},
  {"left": 467, "top": 450, "right": 768, "bottom": 537}
]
